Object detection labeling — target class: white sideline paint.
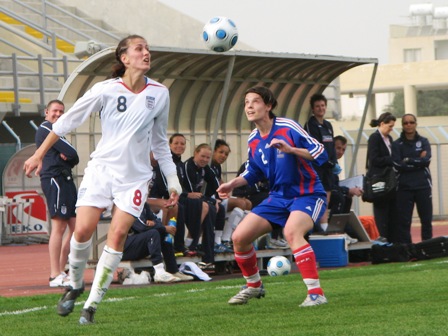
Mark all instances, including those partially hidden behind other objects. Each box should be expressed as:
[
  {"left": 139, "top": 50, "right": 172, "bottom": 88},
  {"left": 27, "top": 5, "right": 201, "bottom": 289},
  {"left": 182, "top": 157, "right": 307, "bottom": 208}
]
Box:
[
  {"left": 0, "top": 280, "right": 289, "bottom": 317},
  {"left": 0, "top": 296, "right": 135, "bottom": 317},
  {"left": 0, "top": 306, "right": 48, "bottom": 316}
]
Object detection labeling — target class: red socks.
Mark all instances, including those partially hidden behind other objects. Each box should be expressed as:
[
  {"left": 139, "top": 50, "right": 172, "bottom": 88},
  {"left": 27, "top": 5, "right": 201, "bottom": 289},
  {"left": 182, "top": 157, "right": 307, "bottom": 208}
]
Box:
[
  {"left": 234, "top": 246, "right": 261, "bottom": 288},
  {"left": 293, "top": 244, "right": 323, "bottom": 295}
]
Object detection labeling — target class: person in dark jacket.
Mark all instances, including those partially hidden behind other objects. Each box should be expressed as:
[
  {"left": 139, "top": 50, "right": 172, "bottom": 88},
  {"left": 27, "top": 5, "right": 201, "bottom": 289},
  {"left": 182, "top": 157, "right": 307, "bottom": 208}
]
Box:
[
  {"left": 392, "top": 114, "right": 432, "bottom": 243},
  {"left": 123, "top": 202, "right": 193, "bottom": 282},
  {"left": 329, "top": 135, "right": 363, "bottom": 216},
  {"left": 36, "top": 100, "right": 78, "bottom": 288},
  {"left": 366, "top": 112, "right": 397, "bottom": 243},
  {"left": 157, "top": 134, "right": 214, "bottom": 259},
  {"left": 304, "top": 94, "right": 337, "bottom": 233},
  {"left": 183, "top": 143, "right": 227, "bottom": 264}
]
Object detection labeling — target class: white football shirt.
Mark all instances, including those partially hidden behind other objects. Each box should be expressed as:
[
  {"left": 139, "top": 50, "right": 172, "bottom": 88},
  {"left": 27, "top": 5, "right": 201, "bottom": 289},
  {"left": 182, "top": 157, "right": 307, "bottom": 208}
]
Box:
[{"left": 52, "top": 77, "right": 176, "bottom": 183}]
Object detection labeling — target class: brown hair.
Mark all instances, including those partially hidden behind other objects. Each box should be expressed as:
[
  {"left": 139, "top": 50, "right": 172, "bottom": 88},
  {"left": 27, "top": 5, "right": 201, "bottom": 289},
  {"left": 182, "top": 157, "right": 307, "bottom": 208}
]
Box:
[
  {"left": 369, "top": 112, "right": 396, "bottom": 127},
  {"left": 46, "top": 99, "right": 64, "bottom": 109},
  {"left": 194, "top": 143, "right": 212, "bottom": 153},
  {"left": 334, "top": 135, "right": 347, "bottom": 145},
  {"left": 169, "top": 133, "right": 186, "bottom": 144},
  {"left": 111, "top": 34, "right": 146, "bottom": 78},
  {"left": 245, "top": 86, "right": 277, "bottom": 118},
  {"left": 310, "top": 93, "right": 327, "bottom": 108},
  {"left": 214, "top": 139, "right": 230, "bottom": 151}
]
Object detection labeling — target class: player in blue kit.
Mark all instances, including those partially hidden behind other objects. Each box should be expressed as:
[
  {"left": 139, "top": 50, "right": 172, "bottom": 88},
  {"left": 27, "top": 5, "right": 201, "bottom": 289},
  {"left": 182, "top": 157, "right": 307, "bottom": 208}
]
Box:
[
  {"left": 24, "top": 35, "right": 182, "bottom": 324},
  {"left": 217, "top": 86, "right": 328, "bottom": 307}
]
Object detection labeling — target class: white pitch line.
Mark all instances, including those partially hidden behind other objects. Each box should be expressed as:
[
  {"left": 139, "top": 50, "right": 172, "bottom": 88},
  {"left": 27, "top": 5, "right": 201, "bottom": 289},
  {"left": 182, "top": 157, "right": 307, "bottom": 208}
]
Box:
[
  {"left": 0, "top": 296, "right": 135, "bottom": 317},
  {"left": 0, "top": 280, "right": 289, "bottom": 317}
]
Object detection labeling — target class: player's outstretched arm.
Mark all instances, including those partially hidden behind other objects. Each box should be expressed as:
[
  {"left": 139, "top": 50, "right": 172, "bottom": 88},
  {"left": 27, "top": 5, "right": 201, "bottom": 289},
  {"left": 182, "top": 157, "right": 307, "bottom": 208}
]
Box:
[
  {"left": 217, "top": 176, "right": 247, "bottom": 199},
  {"left": 24, "top": 131, "right": 60, "bottom": 177},
  {"left": 164, "top": 174, "right": 182, "bottom": 207}
]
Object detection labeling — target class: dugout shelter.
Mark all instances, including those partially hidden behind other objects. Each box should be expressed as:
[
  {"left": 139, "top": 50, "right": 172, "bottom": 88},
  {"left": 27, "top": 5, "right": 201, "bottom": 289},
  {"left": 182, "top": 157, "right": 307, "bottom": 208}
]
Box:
[
  {"left": 1, "top": 47, "right": 377, "bottom": 245},
  {"left": 57, "top": 47, "right": 378, "bottom": 180}
]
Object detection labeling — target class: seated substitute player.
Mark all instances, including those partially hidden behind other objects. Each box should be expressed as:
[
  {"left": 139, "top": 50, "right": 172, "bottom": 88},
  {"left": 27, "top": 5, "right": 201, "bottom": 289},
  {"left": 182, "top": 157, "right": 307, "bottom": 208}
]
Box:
[
  {"left": 329, "top": 135, "right": 363, "bottom": 217},
  {"left": 217, "top": 86, "right": 328, "bottom": 307},
  {"left": 122, "top": 202, "right": 193, "bottom": 282},
  {"left": 208, "top": 139, "right": 252, "bottom": 250}
]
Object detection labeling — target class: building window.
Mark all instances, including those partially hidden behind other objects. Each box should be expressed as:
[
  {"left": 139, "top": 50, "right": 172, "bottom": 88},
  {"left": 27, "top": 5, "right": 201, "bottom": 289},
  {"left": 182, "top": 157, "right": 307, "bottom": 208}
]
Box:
[
  {"left": 435, "top": 40, "right": 448, "bottom": 60},
  {"left": 403, "top": 48, "right": 422, "bottom": 62}
]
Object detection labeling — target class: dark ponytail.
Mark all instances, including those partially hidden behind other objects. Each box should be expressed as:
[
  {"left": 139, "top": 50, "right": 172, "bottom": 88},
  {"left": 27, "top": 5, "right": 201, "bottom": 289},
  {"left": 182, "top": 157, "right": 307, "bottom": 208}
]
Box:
[{"left": 370, "top": 112, "right": 396, "bottom": 127}]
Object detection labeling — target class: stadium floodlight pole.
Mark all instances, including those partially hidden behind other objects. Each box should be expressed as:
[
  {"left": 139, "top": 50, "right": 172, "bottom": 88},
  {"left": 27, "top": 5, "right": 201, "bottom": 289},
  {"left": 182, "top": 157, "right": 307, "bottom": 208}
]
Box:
[
  {"left": 211, "top": 55, "right": 236, "bottom": 147},
  {"left": 348, "top": 62, "right": 378, "bottom": 178}
]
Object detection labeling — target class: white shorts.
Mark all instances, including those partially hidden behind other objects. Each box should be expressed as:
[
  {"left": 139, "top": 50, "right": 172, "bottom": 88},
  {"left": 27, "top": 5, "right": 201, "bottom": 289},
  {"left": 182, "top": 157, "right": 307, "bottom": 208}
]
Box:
[{"left": 76, "top": 164, "right": 149, "bottom": 217}]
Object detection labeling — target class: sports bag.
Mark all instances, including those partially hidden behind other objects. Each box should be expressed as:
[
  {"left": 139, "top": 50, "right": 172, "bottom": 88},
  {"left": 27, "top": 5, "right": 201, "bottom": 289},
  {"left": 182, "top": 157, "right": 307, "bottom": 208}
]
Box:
[
  {"left": 362, "top": 166, "right": 397, "bottom": 203},
  {"left": 371, "top": 243, "right": 411, "bottom": 264},
  {"left": 413, "top": 236, "right": 448, "bottom": 260}
]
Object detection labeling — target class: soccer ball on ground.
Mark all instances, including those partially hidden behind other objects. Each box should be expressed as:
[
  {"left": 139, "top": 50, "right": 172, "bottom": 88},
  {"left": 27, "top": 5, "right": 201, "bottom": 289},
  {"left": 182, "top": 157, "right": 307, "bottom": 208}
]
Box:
[
  {"left": 202, "top": 16, "right": 238, "bottom": 52},
  {"left": 267, "top": 256, "right": 291, "bottom": 276}
]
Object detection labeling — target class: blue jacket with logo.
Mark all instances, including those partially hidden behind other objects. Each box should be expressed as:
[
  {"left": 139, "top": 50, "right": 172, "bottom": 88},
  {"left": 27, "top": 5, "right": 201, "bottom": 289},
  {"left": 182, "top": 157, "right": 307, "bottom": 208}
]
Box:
[{"left": 392, "top": 132, "right": 432, "bottom": 190}]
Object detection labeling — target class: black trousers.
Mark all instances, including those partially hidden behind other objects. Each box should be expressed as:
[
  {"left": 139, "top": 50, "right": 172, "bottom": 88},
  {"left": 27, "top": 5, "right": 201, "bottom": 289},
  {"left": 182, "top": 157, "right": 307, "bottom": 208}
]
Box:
[
  {"left": 396, "top": 187, "right": 433, "bottom": 244},
  {"left": 373, "top": 191, "right": 398, "bottom": 242},
  {"left": 180, "top": 196, "right": 215, "bottom": 263},
  {"left": 122, "top": 227, "right": 179, "bottom": 274}
]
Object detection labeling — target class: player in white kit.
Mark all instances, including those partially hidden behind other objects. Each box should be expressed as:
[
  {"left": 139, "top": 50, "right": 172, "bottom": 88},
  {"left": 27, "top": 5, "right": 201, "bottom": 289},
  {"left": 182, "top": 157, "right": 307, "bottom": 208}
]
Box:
[{"left": 24, "top": 35, "right": 182, "bottom": 324}]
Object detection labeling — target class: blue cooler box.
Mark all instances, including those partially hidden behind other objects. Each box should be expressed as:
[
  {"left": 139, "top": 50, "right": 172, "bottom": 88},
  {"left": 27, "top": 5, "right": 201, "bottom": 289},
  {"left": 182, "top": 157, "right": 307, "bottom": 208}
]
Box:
[{"left": 309, "top": 235, "right": 348, "bottom": 267}]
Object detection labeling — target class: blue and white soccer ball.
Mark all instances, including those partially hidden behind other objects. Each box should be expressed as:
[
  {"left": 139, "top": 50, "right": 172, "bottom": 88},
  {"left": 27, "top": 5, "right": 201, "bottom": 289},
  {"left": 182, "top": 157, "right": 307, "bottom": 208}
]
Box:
[
  {"left": 267, "top": 256, "right": 291, "bottom": 276},
  {"left": 202, "top": 16, "right": 238, "bottom": 52}
]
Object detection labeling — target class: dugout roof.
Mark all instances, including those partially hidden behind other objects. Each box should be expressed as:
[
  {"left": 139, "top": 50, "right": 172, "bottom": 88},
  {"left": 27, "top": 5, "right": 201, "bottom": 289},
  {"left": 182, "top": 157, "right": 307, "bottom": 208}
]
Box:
[
  {"left": 58, "top": 47, "right": 377, "bottom": 176},
  {"left": 59, "top": 46, "right": 377, "bottom": 136}
]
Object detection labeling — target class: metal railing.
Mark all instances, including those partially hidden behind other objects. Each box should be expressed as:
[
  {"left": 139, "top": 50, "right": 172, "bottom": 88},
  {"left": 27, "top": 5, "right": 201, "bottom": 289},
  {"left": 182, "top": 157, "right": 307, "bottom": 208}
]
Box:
[
  {"left": 0, "top": 53, "right": 82, "bottom": 115},
  {"left": 4, "top": 0, "right": 122, "bottom": 47}
]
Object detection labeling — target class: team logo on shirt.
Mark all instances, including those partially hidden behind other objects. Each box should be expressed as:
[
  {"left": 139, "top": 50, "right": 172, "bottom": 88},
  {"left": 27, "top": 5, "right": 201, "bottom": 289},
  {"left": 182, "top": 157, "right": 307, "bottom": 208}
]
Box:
[
  {"left": 276, "top": 148, "right": 284, "bottom": 158},
  {"left": 146, "top": 96, "right": 155, "bottom": 109},
  {"left": 416, "top": 141, "right": 422, "bottom": 149}
]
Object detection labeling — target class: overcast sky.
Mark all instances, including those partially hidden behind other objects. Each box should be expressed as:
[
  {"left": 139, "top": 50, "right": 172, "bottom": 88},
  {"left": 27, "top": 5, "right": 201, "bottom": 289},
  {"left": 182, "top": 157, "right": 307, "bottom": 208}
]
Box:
[{"left": 160, "top": 0, "right": 447, "bottom": 64}]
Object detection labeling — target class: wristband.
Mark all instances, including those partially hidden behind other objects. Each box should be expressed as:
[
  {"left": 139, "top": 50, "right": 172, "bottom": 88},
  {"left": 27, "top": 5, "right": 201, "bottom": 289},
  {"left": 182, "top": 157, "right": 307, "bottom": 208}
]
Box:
[{"left": 166, "top": 174, "right": 182, "bottom": 195}]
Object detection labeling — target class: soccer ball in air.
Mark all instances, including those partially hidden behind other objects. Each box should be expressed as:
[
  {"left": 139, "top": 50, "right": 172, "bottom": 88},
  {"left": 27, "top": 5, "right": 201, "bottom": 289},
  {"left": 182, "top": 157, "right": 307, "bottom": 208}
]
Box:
[
  {"left": 267, "top": 256, "right": 291, "bottom": 276},
  {"left": 202, "top": 16, "right": 238, "bottom": 52}
]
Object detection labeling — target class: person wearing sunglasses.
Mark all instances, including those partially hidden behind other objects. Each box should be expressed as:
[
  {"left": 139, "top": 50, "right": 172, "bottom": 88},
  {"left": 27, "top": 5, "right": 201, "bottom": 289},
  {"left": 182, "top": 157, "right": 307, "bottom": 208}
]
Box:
[{"left": 392, "top": 114, "right": 433, "bottom": 244}]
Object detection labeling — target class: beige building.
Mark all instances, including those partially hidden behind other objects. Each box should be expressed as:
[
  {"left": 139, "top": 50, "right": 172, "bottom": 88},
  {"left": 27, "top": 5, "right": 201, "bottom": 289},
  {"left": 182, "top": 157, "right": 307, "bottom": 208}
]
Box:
[
  {"left": 336, "top": 3, "right": 448, "bottom": 218},
  {"left": 340, "top": 3, "right": 448, "bottom": 120}
]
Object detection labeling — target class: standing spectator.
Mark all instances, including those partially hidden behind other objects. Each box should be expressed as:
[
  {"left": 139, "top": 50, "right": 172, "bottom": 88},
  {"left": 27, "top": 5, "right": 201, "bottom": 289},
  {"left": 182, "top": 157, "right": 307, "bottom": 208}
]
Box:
[
  {"left": 304, "top": 94, "right": 337, "bottom": 232},
  {"left": 392, "top": 114, "right": 432, "bottom": 243},
  {"left": 36, "top": 100, "right": 78, "bottom": 288},
  {"left": 217, "top": 86, "right": 328, "bottom": 307},
  {"left": 366, "top": 112, "right": 397, "bottom": 243},
  {"left": 24, "top": 35, "right": 182, "bottom": 325}
]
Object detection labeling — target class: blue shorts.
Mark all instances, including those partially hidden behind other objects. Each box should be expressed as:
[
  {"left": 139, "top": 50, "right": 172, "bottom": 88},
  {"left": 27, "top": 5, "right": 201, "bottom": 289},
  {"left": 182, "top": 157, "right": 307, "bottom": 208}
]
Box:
[
  {"left": 41, "top": 175, "right": 77, "bottom": 219},
  {"left": 251, "top": 194, "right": 326, "bottom": 228}
]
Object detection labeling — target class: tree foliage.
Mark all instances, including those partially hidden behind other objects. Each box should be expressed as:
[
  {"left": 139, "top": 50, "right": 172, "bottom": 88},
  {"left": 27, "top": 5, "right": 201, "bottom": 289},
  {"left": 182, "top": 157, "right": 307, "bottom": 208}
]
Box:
[{"left": 385, "top": 89, "right": 448, "bottom": 117}]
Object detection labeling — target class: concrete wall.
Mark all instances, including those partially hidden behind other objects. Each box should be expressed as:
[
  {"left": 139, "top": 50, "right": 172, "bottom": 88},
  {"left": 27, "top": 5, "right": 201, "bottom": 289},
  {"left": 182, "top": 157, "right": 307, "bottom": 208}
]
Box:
[{"left": 56, "top": 0, "right": 252, "bottom": 51}]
